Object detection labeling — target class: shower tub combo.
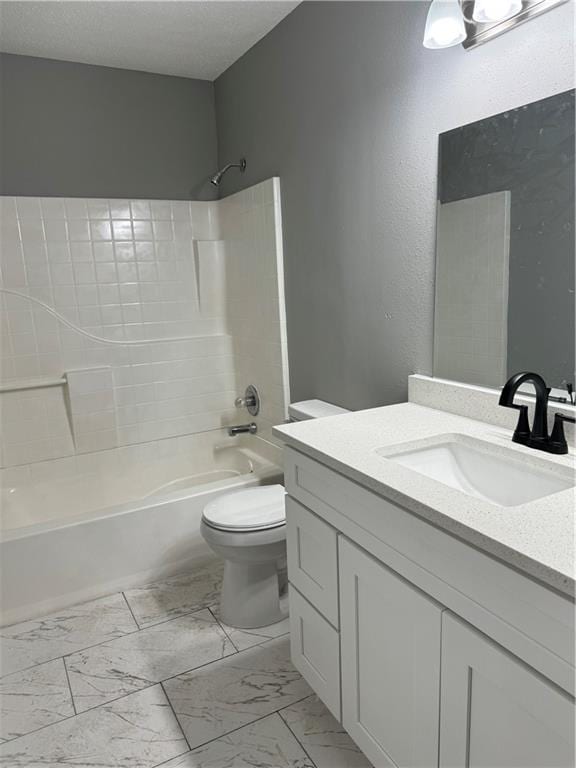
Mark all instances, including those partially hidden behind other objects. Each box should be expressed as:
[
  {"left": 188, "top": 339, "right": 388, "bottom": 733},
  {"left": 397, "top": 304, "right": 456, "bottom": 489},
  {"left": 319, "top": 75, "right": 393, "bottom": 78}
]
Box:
[
  {"left": 0, "top": 432, "right": 281, "bottom": 625},
  {"left": 0, "top": 181, "right": 289, "bottom": 626}
]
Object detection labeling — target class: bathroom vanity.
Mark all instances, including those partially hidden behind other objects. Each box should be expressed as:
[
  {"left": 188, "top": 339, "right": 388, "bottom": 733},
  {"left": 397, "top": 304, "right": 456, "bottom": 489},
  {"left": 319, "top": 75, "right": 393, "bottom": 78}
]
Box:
[{"left": 274, "top": 397, "right": 575, "bottom": 768}]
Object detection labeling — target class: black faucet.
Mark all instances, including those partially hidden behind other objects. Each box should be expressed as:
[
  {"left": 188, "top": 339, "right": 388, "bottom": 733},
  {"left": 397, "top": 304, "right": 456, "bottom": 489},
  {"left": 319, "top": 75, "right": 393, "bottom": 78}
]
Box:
[{"left": 499, "top": 372, "right": 575, "bottom": 455}]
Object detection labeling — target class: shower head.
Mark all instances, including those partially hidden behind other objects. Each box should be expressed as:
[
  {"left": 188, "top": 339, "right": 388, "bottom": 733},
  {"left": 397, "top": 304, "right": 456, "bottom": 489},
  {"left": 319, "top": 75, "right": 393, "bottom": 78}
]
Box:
[{"left": 210, "top": 158, "right": 246, "bottom": 186}]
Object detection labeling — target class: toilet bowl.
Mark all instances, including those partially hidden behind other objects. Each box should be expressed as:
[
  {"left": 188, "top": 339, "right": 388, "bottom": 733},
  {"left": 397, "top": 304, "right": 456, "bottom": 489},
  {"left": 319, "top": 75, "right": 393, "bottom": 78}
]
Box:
[
  {"left": 201, "top": 398, "right": 349, "bottom": 629},
  {"left": 201, "top": 485, "right": 286, "bottom": 628}
]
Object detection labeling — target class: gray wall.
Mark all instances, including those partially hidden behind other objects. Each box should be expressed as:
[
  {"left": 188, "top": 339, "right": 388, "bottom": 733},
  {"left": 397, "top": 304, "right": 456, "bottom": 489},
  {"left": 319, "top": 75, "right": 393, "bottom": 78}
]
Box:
[
  {"left": 0, "top": 53, "right": 218, "bottom": 200},
  {"left": 215, "top": 1, "right": 575, "bottom": 410}
]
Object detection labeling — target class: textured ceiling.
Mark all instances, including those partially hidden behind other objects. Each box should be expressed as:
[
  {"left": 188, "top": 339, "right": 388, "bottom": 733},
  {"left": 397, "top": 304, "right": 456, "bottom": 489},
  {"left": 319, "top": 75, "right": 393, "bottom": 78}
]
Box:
[{"left": 0, "top": 1, "right": 300, "bottom": 81}]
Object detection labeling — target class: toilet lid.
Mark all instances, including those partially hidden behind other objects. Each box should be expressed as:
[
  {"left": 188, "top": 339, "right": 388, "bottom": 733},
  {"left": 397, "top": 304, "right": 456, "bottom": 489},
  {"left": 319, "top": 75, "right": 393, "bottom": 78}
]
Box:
[{"left": 202, "top": 485, "right": 286, "bottom": 532}]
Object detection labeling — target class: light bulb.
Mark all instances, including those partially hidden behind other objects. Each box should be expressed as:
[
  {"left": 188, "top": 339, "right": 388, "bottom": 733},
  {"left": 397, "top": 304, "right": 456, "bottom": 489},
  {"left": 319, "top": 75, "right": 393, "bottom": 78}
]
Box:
[
  {"left": 423, "top": 0, "right": 467, "bottom": 49},
  {"left": 473, "top": 0, "right": 523, "bottom": 23}
]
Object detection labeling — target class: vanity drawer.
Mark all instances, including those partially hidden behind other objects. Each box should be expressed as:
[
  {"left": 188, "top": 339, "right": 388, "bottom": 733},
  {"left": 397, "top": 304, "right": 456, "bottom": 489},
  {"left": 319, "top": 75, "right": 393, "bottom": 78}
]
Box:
[
  {"left": 289, "top": 585, "right": 341, "bottom": 721},
  {"left": 286, "top": 496, "right": 339, "bottom": 626}
]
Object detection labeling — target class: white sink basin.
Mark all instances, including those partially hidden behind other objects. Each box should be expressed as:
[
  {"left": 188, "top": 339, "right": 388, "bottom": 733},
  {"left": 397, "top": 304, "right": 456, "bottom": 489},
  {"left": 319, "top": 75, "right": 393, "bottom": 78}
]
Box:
[{"left": 377, "top": 434, "right": 574, "bottom": 507}]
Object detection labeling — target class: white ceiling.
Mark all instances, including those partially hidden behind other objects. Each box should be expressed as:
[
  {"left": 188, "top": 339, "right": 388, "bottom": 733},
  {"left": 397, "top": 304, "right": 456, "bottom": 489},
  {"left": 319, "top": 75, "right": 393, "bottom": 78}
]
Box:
[{"left": 0, "top": 1, "right": 300, "bottom": 81}]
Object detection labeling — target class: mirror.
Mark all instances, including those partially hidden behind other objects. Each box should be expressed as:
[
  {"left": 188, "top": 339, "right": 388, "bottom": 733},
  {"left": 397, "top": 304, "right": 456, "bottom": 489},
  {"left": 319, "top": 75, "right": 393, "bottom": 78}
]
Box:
[{"left": 433, "top": 90, "right": 575, "bottom": 397}]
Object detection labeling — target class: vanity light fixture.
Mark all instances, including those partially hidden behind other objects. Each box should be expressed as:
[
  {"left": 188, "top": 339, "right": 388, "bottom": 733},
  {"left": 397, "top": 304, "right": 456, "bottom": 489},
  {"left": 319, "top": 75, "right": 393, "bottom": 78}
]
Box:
[
  {"left": 423, "top": 0, "right": 568, "bottom": 50},
  {"left": 423, "top": 0, "right": 467, "bottom": 48},
  {"left": 472, "top": 0, "right": 522, "bottom": 22}
]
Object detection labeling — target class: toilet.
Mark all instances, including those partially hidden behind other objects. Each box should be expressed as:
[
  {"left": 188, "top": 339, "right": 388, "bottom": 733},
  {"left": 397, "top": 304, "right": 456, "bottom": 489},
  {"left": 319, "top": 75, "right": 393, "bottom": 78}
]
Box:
[{"left": 201, "top": 399, "right": 349, "bottom": 629}]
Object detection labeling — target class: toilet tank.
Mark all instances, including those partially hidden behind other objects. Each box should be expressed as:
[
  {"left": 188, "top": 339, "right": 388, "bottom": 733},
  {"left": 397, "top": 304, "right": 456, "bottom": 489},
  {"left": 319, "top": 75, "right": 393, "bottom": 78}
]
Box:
[{"left": 288, "top": 399, "right": 349, "bottom": 422}]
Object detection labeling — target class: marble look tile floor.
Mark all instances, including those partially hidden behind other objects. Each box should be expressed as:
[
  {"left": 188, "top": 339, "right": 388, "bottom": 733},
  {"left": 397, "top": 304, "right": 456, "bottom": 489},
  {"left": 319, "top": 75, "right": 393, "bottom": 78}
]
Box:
[{"left": 0, "top": 560, "right": 372, "bottom": 768}]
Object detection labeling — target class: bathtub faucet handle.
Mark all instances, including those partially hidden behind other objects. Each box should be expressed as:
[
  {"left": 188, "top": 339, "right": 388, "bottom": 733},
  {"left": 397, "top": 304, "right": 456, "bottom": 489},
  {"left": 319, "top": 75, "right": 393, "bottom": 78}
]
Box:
[{"left": 234, "top": 385, "right": 260, "bottom": 416}]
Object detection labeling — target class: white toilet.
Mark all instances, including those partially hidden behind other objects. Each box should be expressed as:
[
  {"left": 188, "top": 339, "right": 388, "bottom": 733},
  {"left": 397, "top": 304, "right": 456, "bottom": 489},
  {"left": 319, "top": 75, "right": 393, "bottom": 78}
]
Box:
[{"left": 201, "top": 399, "right": 349, "bottom": 629}]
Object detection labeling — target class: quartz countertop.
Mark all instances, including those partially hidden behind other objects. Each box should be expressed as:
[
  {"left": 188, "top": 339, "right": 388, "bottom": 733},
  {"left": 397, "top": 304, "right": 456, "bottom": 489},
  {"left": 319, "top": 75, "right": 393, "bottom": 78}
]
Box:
[{"left": 273, "top": 403, "right": 575, "bottom": 597}]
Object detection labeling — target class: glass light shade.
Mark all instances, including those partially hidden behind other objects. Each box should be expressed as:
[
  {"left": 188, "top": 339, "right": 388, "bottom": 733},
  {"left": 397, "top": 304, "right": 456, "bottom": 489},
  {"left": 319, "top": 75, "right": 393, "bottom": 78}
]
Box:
[
  {"left": 423, "top": 0, "right": 467, "bottom": 49},
  {"left": 472, "top": 0, "right": 523, "bottom": 23}
]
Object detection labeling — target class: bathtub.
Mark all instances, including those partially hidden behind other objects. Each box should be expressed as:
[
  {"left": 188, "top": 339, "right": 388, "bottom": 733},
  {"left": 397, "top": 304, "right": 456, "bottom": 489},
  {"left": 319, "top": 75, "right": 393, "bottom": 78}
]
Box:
[{"left": 0, "top": 432, "right": 282, "bottom": 625}]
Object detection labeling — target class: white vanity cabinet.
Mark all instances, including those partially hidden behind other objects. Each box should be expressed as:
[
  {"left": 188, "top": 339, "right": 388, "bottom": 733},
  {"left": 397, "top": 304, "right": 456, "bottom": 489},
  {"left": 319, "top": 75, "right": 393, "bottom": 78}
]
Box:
[
  {"left": 284, "top": 447, "right": 576, "bottom": 768},
  {"left": 339, "top": 538, "right": 442, "bottom": 768},
  {"left": 439, "top": 614, "right": 575, "bottom": 768}
]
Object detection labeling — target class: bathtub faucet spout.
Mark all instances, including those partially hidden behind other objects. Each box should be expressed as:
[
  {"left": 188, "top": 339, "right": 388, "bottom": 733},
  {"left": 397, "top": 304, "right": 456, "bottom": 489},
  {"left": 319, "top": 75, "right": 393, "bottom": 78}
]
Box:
[{"left": 228, "top": 423, "right": 258, "bottom": 437}]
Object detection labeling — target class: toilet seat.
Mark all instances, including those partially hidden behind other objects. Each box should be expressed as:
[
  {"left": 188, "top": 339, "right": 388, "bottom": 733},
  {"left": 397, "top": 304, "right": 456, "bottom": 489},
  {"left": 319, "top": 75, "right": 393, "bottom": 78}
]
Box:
[{"left": 202, "top": 485, "right": 286, "bottom": 532}]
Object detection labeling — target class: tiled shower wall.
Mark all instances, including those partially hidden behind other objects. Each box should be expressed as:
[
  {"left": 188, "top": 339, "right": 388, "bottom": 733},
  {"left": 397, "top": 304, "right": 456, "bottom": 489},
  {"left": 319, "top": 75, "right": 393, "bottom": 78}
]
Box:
[{"left": 0, "top": 180, "right": 288, "bottom": 468}]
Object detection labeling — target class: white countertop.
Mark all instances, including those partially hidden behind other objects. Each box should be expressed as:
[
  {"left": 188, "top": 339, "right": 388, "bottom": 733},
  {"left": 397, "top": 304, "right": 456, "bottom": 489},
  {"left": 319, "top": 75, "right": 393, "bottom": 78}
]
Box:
[{"left": 274, "top": 403, "right": 576, "bottom": 597}]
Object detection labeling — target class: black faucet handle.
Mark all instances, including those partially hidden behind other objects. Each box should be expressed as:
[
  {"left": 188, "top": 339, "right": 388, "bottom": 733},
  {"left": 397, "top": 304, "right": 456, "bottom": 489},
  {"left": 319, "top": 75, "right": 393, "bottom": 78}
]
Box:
[
  {"left": 510, "top": 404, "right": 531, "bottom": 446},
  {"left": 549, "top": 413, "right": 576, "bottom": 455}
]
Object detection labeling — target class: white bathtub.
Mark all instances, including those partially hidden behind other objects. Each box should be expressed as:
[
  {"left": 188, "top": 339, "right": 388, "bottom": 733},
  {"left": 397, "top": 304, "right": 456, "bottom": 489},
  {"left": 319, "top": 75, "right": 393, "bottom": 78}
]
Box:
[{"left": 0, "top": 432, "right": 282, "bottom": 626}]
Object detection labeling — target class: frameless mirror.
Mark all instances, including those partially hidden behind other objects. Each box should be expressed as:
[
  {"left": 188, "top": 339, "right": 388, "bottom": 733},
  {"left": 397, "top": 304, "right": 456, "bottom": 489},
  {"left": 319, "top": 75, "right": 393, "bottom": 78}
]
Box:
[{"left": 433, "top": 90, "right": 575, "bottom": 398}]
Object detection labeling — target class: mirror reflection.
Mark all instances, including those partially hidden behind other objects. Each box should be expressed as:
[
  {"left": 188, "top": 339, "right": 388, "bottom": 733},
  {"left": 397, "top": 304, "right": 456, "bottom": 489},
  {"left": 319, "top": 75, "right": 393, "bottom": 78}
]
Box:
[{"left": 434, "top": 90, "right": 575, "bottom": 393}]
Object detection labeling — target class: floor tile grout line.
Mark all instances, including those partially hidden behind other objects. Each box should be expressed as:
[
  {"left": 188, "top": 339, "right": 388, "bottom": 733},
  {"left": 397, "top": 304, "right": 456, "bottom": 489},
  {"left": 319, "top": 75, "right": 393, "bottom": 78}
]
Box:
[
  {"left": 163, "top": 694, "right": 317, "bottom": 755},
  {"left": 61, "top": 655, "right": 77, "bottom": 717},
  {"left": 0, "top": 709, "right": 80, "bottom": 746},
  {"left": 2, "top": 632, "right": 290, "bottom": 747},
  {"left": 122, "top": 572, "right": 222, "bottom": 630},
  {"left": 160, "top": 680, "right": 193, "bottom": 754},
  {"left": 0, "top": 571, "right": 304, "bottom": 754},
  {"left": 0, "top": 679, "right": 202, "bottom": 750},
  {"left": 0, "top": 663, "right": 313, "bottom": 753},
  {"left": 207, "top": 605, "right": 245, "bottom": 653},
  {"left": 0, "top": 589, "right": 144, "bottom": 681},
  {"left": 207, "top": 605, "right": 289, "bottom": 653},
  {"left": 71, "top": 632, "right": 294, "bottom": 717},
  {"left": 0, "top": 601, "right": 235, "bottom": 744},
  {"left": 152, "top": 747, "right": 195, "bottom": 768},
  {"left": 67, "top": 641, "right": 240, "bottom": 717},
  {"left": 278, "top": 707, "right": 319, "bottom": 768},
  {"left": 120, "top": 590, "right": 142, "bottom": 630},
  {"left": 158, "top": 632, "right": 288, "bottom": 686},
  {"left": 0, "top": 600, "right": 225, "bottom": 682},
  {"left": 125, "top": 599, "right": 224, "bottom": 631},
  {"left": 122, "top": 565, "right": 224, "bottom": 629},
  {"left": 282, "top": 700, "right": 374, "bottom": 768},
  {"left": 0, "top": 681, "right": 120, "bottom": 745}
]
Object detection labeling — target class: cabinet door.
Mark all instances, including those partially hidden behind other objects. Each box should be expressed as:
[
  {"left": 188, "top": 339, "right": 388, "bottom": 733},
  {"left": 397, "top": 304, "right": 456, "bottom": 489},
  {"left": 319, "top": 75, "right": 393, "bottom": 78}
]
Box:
[
  {"left": 339, "top": 537, "right": 442, "bottom": 768},
  {"left": 440, "top": 613, "right": 575, "bottom": 768}
]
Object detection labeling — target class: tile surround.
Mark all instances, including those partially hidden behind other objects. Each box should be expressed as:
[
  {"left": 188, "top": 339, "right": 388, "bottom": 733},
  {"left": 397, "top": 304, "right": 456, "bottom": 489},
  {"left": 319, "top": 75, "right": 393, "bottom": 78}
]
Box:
[
  {"left": 0, "top": 194, "right": 233, "bottom": 467},
  {"left": 67, "top": 366, "right": 119, "bottom": 453},
  {"left": 220, "top": 179, "right": 290, "bottom": 442},
  {"left": 0, "top": 181, "right": 288, "bottom": 469}
]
